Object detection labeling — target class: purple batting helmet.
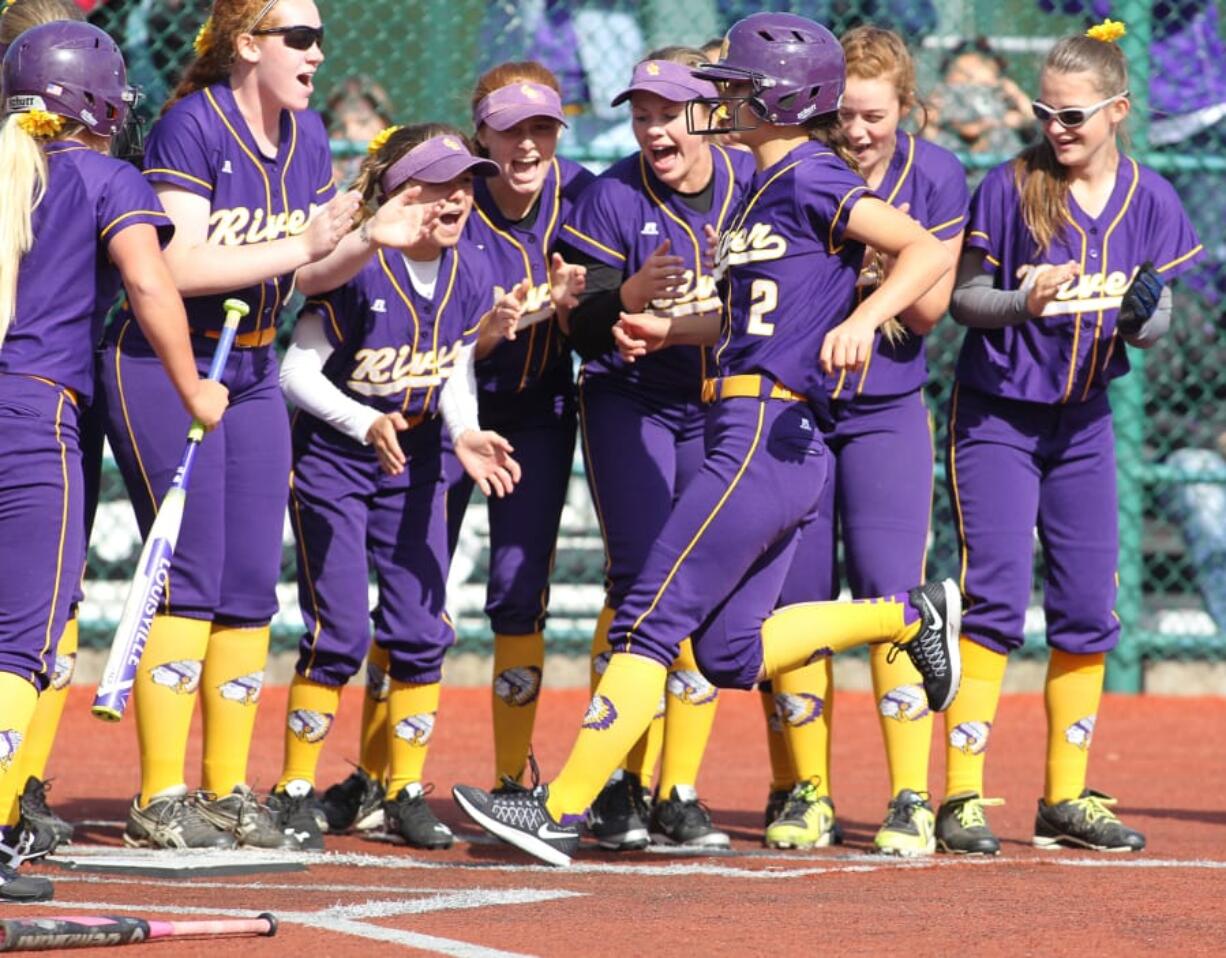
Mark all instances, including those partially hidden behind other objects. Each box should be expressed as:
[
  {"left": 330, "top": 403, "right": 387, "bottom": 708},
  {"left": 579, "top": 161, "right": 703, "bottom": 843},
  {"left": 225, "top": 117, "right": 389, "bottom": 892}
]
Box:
[
  {"left": 687, "top": 12, "right": 844, "bottom": 134},
  {"left": 3, "top": 20, "right": 133, "bottom": 137}
]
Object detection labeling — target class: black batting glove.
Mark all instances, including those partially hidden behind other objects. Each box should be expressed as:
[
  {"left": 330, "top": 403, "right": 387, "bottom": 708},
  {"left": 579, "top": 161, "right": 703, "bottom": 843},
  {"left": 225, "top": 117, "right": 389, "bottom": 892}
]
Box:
[{"left": 1116, "top": 261, "right": 1164, "bottom": 336}]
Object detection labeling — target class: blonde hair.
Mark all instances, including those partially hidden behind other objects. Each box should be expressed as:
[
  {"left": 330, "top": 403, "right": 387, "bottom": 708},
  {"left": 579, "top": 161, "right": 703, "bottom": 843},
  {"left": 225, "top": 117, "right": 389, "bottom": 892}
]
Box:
[
  {"left": 841, "top": 26, "right": 926, "bottom": 127},
  {"left": 349, "top": 122, "right": 469, "bottom": 224},
  {"left": 0, "top": 0, "right": 82, "bottom": 46},
  {"left": 1014, "top": 34, "right": 1129, "bottom": 250},
  {"left": 0, "top": 116, "right": 49, "bottom": 349},
  {"left": 644, "top": 45, "right": 708, "bottom": 69},
  {"left": 164, "top": 0, "right": 283, "bottom": 113}
]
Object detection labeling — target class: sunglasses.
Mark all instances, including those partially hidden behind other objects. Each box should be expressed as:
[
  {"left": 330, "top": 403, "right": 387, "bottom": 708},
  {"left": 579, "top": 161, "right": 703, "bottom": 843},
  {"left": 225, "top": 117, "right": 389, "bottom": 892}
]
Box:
[
  {"left": 1031, "top": 91, "right": 1127, "bottom": 129},
  {"left": 251, "top": 24, "right": 325, "bottom": 51}
]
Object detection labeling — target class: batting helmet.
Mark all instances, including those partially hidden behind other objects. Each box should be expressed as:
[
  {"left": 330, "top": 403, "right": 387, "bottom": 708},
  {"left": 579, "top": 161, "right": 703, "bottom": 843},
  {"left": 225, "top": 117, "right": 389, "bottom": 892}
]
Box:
[
  {"left": 688, "top": 12, "right": 845, "bottom": 134},
  {"left": 3, "top": 20, "right": 134, "bottom": 137}
]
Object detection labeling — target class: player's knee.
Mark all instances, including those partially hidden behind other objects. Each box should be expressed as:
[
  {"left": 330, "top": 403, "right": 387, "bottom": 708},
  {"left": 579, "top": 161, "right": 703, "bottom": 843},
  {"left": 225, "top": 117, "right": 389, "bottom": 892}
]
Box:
[{"left": 691, "top": 638, "right": 756, "bottom": 691}]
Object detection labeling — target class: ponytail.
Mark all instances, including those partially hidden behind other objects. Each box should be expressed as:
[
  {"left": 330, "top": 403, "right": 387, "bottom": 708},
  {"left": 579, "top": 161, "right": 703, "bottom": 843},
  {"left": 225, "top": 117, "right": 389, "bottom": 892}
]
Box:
[{"left": 0, "top": 116, "right": 48, "bottom": 350}]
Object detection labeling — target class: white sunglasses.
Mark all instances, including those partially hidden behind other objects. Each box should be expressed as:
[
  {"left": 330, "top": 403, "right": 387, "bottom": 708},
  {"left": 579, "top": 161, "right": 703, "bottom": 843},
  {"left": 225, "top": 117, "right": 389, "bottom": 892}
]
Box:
[{"left": 1031, "top": 91, "right": 1129, "bottom": 129}]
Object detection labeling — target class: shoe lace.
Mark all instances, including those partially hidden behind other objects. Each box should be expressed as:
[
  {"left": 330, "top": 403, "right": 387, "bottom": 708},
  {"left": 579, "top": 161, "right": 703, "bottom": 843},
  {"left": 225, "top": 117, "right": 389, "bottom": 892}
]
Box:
[
  {"left": 1070, "top": 794, "right": 1120, "bottom": 824},
  {"left": 955, "top": 796, "right": 1004, "bottom": 829},
  {"left": 779, "top": 780, "right": 820, "bottom": 821},
  {"left": 888, "top": 624, "right": 948, "bottom": 678}
]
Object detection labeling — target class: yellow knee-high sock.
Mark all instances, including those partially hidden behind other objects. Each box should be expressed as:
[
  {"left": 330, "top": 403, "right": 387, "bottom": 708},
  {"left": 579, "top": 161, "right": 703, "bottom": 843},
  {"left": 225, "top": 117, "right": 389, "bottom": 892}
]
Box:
[
  {"left": 594, "top": 605, "right": 660, "bottom": 787},
  {"left": 871, "top": 642, "right": 934, "bottom": 796},
  {"left": 17, "top": 617, "right": 78, "bottom": 785},
  {"left": 760, "top": 685, "right": 794, "bottom": 793},
  {"left": 589, "top": 606, "right": 614, "bottom": 694},
  {"left": 200, "top": 624, "right": 270, "bottom": 796},
  {"left": 546, "top": 653, "right": 667, "bottom": 820},
  {"left": 1044, "top": 650, "right": 1106, "bottom": 804},
  {"left": 278, "top": 675, "right": 343, "bottom": 790},
  {"left": 360, "top": 644, "right": 391, "bottom": 782},
  {"left": 774, "top": 658, "right": 833, "bottom": 798},
  {"left": 135, "top": 615, "right": 210, "bottom": 806},
  {"left": 386, "top": 680, "right": 440, "bottom": 797},
  {"left": 0, "top": 673, "right": 39, "bottom": 827},
  {"left": 944, "top": 639, "right": 1008, "bottom": 798},
  {"left": 761, "top": 595, "right": 915, "bottom": 679},
  {"left": 657, "top": 639, "right": 720, "bottom": 797},
  {"left": 491, "top": 631, "right": 546, "bottom": 787}
]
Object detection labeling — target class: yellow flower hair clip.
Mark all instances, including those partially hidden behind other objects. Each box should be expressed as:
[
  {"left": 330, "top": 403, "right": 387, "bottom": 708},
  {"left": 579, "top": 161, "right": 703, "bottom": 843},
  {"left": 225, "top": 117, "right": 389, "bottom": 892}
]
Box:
[
  {"left": 16, "top": 109, "right": 65, "bottom": 138},
  {"left": 1086, "top": 18, "right": 1126, "bottom": 43},
  {"left": 367, "top": 124, "right": 402, "bottom": 155},
  {"left": 193, "top": 17, "right": 213, "bottom": 57}
]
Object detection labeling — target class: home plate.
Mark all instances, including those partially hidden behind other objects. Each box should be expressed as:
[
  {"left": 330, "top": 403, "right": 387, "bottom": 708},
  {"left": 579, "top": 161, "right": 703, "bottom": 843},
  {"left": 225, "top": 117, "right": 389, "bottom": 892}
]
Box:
[{"left": 46, "top": 845, "right": 308, "bottom": 878}]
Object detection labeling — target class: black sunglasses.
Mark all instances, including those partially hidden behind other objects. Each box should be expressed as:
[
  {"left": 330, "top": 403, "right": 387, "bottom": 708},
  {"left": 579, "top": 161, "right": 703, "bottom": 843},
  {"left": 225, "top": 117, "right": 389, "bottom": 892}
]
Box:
[{"left": 251, "top": 24, "right": 325, "bottom": 51}]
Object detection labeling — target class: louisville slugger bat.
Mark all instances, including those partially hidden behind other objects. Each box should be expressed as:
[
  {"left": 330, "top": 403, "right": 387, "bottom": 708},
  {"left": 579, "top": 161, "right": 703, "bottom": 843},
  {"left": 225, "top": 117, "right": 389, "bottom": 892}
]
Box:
[
  {"left": 0, "top": 913, "right": 276, "bottom": 951},
  {"left": 91, "top": 298, "right": 250, "bottom": 721}
]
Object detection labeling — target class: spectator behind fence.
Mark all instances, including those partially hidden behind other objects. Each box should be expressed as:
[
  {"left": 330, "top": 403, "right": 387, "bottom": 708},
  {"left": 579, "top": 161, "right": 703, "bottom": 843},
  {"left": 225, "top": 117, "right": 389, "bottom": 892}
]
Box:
[
  {"left": 323, "top": 75, "right": 394, "bottom": 188},
  {"left": 1039, "top": 0, "right": 1226, "bottom": 308},
  {"left": 1164, "top": 434, "right": 1226, "bottom": 632},
  {"left": 922, "top": 38, "right": 1034, "bottom": 164}
]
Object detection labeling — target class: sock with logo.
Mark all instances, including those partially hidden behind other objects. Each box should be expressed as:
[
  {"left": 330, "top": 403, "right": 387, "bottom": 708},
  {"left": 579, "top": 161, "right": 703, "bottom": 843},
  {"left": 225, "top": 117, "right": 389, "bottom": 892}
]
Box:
[
  {"left": 135, "top": 615, "right": 210, "bottom": 807},
  {"left": 386, "top": 680, "right": 441, "bottom": 797},
  {"left": 201, "top": 624, "right": 270, "bottom": 796},
  {"left": 547, "top": 653, "right": 667, "bottom": 821},
  {"left": 871, "top": 641, "right": 934, "bottom": 796},
  {"left": 277, "top": 674, "right": 342, "bottom": 791},
  {"left": 17, "top": 616, "right": 78, "bottom": 785},
  {"left": 0, "top": 673, "right": 39, "bottom": 827},
  {"left": 491, "top": 631, "right": 546, "bottom": 788},
  {"left": 657, "top": 639, "right": 720, "bottom": 797},
  {"left": 1044, "top": 650, "right": 1106, "bottom": 804},
  {"left": 944, "top": 639, "right": 1008, "bottom": 798},
  {"left": 760, "top": 595, "right": 917, "bottom": 678},
  {"left": 760, "top": 683, "right": 794, "bottom": 794},
  {"left": 774, "top": 657, "right": 833, "bottom": 798},
  {"left": 360, "top": 643, "right": 391, "bottom": 782}
]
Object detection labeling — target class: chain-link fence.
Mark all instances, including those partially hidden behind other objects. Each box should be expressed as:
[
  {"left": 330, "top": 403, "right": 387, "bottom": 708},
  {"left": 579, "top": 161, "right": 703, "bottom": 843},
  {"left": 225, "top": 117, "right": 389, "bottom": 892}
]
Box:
[{"left": 79, "top": 0, "right": 1225, "bottom": 690}]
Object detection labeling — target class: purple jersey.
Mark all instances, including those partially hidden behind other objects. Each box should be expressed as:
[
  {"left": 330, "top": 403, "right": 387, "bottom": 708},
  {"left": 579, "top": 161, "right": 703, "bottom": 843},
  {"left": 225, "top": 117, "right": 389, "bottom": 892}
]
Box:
[
  {"left": 0, "top": 144, "right": 171, "bottom": 403},
  {"left": 305, "top": 245, "right": 492, "bottom": 419},
  {"left": 563, "top": 144, "right": 755, "bottom": 396},
  {"left": 134, "top": 83, "right": 336, "bottom": 338},
  {"left": 465, "top": 156, "right": 594, "bottom": 394},
  {"left": 714, "top": 143, "right": 869, "bottom": 416},
  {"left": 960, "top": 156, "right": 1203, "bottom": 404},
  {"left": 829, "top": 133, "right": 968, "bottom": 400}
]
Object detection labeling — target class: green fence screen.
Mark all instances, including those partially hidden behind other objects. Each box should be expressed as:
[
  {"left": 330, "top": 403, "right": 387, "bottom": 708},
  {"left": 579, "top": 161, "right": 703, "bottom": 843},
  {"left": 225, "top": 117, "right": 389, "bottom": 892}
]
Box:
[{"left": 79, "top": 0, "right": 1225, "bottom": 690}]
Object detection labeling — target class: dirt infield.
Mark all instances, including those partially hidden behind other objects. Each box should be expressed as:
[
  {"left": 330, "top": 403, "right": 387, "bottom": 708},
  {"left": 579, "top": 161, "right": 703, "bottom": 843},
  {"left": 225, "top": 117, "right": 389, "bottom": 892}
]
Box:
[{"left": 14, "top": 686, "right": 1226, "bottom": 956}]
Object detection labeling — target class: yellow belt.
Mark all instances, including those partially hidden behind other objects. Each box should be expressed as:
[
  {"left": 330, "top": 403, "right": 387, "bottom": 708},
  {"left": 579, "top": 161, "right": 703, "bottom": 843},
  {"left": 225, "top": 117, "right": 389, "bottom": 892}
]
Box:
[
  {"left": 193, "top": 326, "right": 277, "bottom": 349},
  {"left": 701, "top": 374, "right": 806, "bottom": 405}
]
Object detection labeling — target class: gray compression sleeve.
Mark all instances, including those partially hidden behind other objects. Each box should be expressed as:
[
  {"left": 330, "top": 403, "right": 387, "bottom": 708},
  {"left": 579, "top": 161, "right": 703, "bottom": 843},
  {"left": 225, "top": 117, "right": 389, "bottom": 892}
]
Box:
[
  {"left": 1123, "top": 286, "right": 1172, "bottom": 349},
  {"left": 949, "top": 249, "right": 1032, "bottom": 329}
]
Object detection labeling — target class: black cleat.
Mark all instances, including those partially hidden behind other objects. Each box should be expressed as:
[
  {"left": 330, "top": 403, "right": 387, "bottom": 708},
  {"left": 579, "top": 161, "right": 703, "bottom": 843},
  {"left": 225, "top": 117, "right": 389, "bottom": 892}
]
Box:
[
  {"left": 453, "top": 779, "right": 578, "bottom": 867},
  {"left": 19, "top": 777, "right": 73, "bottom": 849},
  {"left": 587, "top": 773, "right": 650, "bottom": 851},
  {"left": 321, "top": 767, "right": 385, "bottom": 833},
  {"left": 1034, "top": 789, "right": 1145, "bottom": 852},
  {"left": 0, "top": 861, "right": 53, "bottom": 902},
  {"left": 197, "top": 785, "right": 301, "bottom": 850},
  {"left": 124, "top": 788, "right": 236, "bottom": 850},
  {"left": 267, "top": 782, "right": 326, "bottom": 851},
  {"left": 935, "top": 791, "right": 1003, "bottom": 855},
  {"left": 384, "top": 783, "right": 454, "bottom": 849},
  {"left": 763, "top": 788, "right": 791, "bottom": 830},
  {"left": 893, "top": 579, "right": 962, "bottom": 712},
  {"left": 649, "top": 785, "right": 730, "bottom": 848}
]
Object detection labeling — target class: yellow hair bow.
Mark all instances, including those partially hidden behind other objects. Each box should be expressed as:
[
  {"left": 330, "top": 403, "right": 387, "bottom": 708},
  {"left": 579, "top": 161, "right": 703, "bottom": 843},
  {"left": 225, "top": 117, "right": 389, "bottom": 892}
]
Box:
[
  {"left": 1086, "top": 18, "right": 1126, "bottom": 43},
  {"left": 367, "top": 125, "right": 402, "bottom": 155},
  {"left": 16, "top": 109, "right": 65, "bottom": 138},
  {"left": 193, "top": 17, "right": 213, "bottom": 57}
]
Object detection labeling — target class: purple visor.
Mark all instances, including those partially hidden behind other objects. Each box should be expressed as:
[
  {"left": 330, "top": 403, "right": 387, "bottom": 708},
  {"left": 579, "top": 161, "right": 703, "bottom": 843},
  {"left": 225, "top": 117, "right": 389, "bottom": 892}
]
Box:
[
  {"left": 381, "top": 134, "right": 499, "bottom": 196},
  {"left": 610, "top": 59, "right": 718, "bottom": 107},
  {"left": 473, "top": 81, "right": 567, "bottom": 131}
]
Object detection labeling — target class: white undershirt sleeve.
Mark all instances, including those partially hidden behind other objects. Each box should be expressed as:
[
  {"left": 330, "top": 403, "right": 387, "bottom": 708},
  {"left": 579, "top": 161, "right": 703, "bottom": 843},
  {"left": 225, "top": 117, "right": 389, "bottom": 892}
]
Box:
[
  {"left": 439, "top": 339, "right": 480, "bottom": 445},
  {"left": 279, "top": 310, "right": 382, "bottom": 445}
]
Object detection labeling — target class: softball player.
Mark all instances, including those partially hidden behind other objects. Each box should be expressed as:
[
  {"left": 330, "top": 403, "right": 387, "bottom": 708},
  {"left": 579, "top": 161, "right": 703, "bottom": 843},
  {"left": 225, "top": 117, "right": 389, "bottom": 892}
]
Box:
[
  {"left": 558, "top": 47, "right": 754, "bottom": 850},
  {"left": 0, "top": 20, "right": 227, "bottom": 898},
  {"left": 277, "top": 126, "right": 523, "bottom": 850},
  {"left": 763, "top": 26, "right": 969, "bottom": 855},
  {"left": 445, "top": 62, "right": 592, "bottom": 790},
  {"left": 0, "top": 0, "right": 88, "bottom": 860},
  {"left": 937, "top": 21, "right": 1200, "bottom": 855},
  {"left": 98, "top": 0, "right": 366, "bottom": 851},
  {"left": 453, "top": 12, "right": 961, "bottom": 866}
]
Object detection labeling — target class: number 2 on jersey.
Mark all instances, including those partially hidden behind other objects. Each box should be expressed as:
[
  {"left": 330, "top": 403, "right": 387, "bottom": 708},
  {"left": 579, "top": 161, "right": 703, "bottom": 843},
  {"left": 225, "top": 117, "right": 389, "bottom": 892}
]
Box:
[{"left": 747, "top": 279, "right": 778, "bottom": 337}]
